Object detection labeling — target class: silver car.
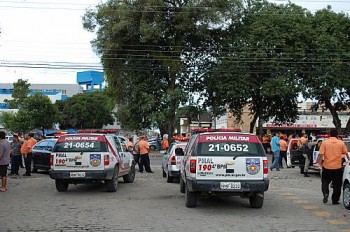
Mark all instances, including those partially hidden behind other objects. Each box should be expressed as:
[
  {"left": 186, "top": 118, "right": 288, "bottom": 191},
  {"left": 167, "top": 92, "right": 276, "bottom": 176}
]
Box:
[{"left": 162, "top": 141, "right": 187, "bottom": 183}]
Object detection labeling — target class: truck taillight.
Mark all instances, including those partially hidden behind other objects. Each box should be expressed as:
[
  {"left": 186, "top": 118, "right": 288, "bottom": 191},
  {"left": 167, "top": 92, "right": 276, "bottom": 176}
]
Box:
[
  {"left": 50, "top": 154, "right": 53, "bottom": 167},
  {"left": 190, "top": 159, "right": 196, "bottom": 173},
  {"left": 171, "top": 155, "right": 176, "bottom": 165},
  {"left": 263, "top": 159, "right": 268, "bottom": 174},
  {"left": 104, "top": 154, "right": 110, "bottom": 166}
]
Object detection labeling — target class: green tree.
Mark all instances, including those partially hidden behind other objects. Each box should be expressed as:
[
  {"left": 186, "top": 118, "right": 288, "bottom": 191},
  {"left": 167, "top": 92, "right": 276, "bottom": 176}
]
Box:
[
  {"left": 204, "top": 1, "right": 309, "bottom": 135},
  {"left": 60, "top": 91, "right": 114, "bottom": 129},
  {"left": 21, "top": 93, "right": 59, "bottom": 129},
  {"left": 1, "top": 110, "right": 32, "bottom": 133},
  {"left": 299, "top": 7, "right": 350, "bottom": 132},
  {"left": 5, "top": 79, "right": 30, "bottom": 109},
  {"left": 83, "top": 0, "right": 241, "bottom": 136}
]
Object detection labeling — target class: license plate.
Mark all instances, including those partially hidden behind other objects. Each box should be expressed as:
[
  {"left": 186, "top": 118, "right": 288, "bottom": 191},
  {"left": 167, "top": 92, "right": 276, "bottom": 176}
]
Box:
[
  {"left": 220, "top": 182, "right": 241, "bottom": 190},
  {"left": 70, "top": 172, "right": 85, "bottom": 178}
]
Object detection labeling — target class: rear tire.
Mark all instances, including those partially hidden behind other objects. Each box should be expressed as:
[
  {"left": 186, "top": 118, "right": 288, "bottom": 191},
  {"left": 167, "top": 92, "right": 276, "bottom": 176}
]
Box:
[
  {"left": 167, "top": 172, "right": 174, "bottom": 183},
  {"left": 249, "top": 192, "right": 264, "bottom": 208},
  {"left": 300, "top": 166, "right": 305, "bottom": 174},
  {"left": 180, "top": 177, "right": 185, "bottom": 193},
  {"left": 185, "top": 183, "right": 197, "bottom": 208},
  {"left": 123, "top": 164, "right": 136, "bottom": 183},
  {"left": 343, "top": 183, "right": 350, "bottom": 210},
  {"left": 106, "top": 166, "right": 119, "bottom": 192},
  {"left": 55, "top": 180, "right": 68, "bottom": 192}
]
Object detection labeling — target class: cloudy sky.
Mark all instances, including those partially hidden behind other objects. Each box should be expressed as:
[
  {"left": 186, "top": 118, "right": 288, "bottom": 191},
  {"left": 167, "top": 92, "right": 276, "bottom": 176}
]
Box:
[{"left": 0, "top": 0, "right": 348, "bottom": 84}]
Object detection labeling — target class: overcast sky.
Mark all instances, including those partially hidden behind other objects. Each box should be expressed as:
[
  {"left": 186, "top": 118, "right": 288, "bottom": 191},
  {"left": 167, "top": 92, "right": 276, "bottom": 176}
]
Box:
[{"left": 0, "top": 0, "right": 348, "bottom": 85}]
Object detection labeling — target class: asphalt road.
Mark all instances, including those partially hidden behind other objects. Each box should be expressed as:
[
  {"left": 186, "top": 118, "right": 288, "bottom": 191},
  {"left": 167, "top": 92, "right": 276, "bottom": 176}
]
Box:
[{"left": 1, "top": 154, "right": 350, "bottom": 232}]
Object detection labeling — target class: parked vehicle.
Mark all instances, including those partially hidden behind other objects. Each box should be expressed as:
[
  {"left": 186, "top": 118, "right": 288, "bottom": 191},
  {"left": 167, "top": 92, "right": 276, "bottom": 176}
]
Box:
[
  {"left": 162, "top": 141, "right": 188, "bottom": 183},
  {"left": 287, "top": 138, "right": 319, "bottom": 174},
  {"left": 148, "top": 139, "right": 159, "bottom": 151},
  {"left": 50, "top": 133, "right": 135, "bottom": 192},
  {"left": 32, "top": 139, "right": 57, "bottom": 172},
  {"left": 342, "top": 141, "right": 350, "bottom": 210},
  {"left": 180, "top": 132, "right": 269, "bottom": 208}
]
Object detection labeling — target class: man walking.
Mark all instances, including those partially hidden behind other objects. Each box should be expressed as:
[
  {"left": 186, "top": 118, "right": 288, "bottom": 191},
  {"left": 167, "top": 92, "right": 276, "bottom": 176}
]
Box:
[
  {"left": 0, "top": 131, "right": 11, "bottom": 192},
  {"left": 138, "top": 135, "right": 153, "bottom": 173},
  {"left": 317, "top": 129, "right": 348, "bottom": 204},
  {"left": 269, "top": 132, "right": 280, "bottom": 171},
  {"left": 21, "top": 133, "right": 37, "bottom": 176},
  {"left": 302, "top": 136, "right": 313, "bottom": 177}
]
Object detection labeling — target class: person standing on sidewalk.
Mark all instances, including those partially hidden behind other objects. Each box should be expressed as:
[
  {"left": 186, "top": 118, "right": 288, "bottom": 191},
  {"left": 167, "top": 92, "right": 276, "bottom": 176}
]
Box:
[
  {"left": 302, "top": 136, "right": 313, "bottom": 177},
  {"left": 9, "top": 135, "right": 23, "bottom": 176},
  {"left": 0, "top": 131, "right": 11, "bottom": 192},
  {"left": 20, "top": 133, "right": 37, "bottom": 176},
  {"left": 317, "top": 129, "right": 348, "bottom": 205},
  {"left": 138, "top": 135, "right": 153, "bottom": 173},
  {"left": 279, "top": 135, "right": 288, "bottom": 168},
  {"left": 161, "top": 134, "right": 169, "bottom": 151},
  {"left": 270, "top": 132, "right": 280, "bottom": 171}
]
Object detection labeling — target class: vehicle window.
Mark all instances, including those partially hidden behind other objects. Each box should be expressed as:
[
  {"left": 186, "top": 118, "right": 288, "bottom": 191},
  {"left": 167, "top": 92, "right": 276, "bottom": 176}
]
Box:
[
  {"left": 345, "top": 142, "right": 350, "bottom": 152},
  {"left": 54, "top": 136, "right": 108, "bottom": 152},
  {"left": 114, "top": 137, "right": 123, "bottom": 152},
  {"left": 198, "top": 142, "right": 261, "bottom": 156}
]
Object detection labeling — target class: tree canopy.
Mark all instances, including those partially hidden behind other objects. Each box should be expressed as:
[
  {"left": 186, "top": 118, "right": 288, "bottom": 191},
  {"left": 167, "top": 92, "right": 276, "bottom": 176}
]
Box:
[{"left": 57, "top": 91, "right": 115, "bottom": 129}]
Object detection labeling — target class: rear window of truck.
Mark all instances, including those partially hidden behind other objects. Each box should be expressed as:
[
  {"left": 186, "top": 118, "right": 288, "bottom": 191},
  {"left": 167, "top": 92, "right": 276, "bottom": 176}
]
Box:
[
  {"left": 197, "top": 133, "right": 264, "bottom": 156},
  {"left": 53, "top": 135, "right": 108, "bottom": 152}
]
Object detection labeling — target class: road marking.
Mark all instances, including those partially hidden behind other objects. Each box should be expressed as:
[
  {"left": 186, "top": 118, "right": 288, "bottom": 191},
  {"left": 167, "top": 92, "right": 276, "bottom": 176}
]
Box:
[
  {"left": 280, "top": 193, "right": 295, "bottom": 196},
  {"left": 327, "top": 219, "right": 348, "bottom": 225},
  {"left": 293, "top": 200, "right": 308, "bottom": 204},
  {"left": 303, "top": 205, "right": 319, "bottom": 210},
  {"left": 314, "top": 211, "right": 331, "bottom": 217}
]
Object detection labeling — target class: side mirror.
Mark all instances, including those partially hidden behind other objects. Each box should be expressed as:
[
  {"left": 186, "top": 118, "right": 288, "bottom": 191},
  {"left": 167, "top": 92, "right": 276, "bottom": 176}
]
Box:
[{"left": 175, "top": 148, "right": 184, "bottom": 156}]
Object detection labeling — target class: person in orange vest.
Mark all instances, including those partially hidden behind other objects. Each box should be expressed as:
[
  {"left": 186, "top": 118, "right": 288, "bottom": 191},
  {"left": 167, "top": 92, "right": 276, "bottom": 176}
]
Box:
[
  {"left": 20, "top": 133, "right": 37, "bottom": 176},
  {"left": 161, "top": 134, "right": 169, "bottom": 151},
  {"left": 138, "top": 135, "right": 153, "bottom": 173},
  {"left": 317, "top": 130, "right": 348, "bottom": 204}
]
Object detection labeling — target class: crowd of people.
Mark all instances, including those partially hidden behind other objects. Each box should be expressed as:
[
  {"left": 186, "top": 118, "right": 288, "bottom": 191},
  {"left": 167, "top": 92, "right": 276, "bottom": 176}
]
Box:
[{"left": 0, "top": 132, "right": 38, "bottom": 192}]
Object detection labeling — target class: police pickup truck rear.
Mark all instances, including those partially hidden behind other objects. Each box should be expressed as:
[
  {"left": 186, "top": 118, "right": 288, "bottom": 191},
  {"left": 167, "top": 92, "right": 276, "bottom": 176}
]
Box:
[
  {"left": 180, "top": 132, "right": 269, "bottom": 208},
  {"left": 50, "top": 134, "right": 135, "bottom": 192}
]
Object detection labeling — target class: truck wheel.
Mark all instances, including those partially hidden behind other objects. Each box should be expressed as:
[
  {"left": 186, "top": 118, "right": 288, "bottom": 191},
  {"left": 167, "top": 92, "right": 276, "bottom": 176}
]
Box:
[
  {"left": 249, "top": 192, "right": 264, "bottom": 208},
  {"left": 123, "top": 164, "right": 136, "bottom": 183},
  {"left": 106, "top": 166, "right": 119, "bottom": 192},
  {"left": 343, "top": 183, "right": 350, "bottom": 210},
  {"left": 167, "top": 172, "right": 174, "bottom": 183},
  {"left": 55, "top": 180, "right": 68, "bottom": 192},
  {"left": 162, "top": 168, "right": 166, "bottom": 178},
  {"left": 180, "top": 177, "right": 185, "bottom": 193},
  {"left": 31, "top": 159, "right": 38, "bottom": 173},
  {"left": 300, "top": 166, "right": 305, "bottom": 174},
  {"left": 185, "top": 183, "right": 197, "bottom": 208}
]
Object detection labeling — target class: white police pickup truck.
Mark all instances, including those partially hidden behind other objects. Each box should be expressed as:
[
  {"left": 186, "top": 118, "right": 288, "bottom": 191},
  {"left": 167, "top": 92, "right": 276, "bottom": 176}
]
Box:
[
  {"left": 50, "top": 134, "right": 135, "bottom": 192},
  {"left": 180, "top": 132, "right": 269, "bottom": 208}
]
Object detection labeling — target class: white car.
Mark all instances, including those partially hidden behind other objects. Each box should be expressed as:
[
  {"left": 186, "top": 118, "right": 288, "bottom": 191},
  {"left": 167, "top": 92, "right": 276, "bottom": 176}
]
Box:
[
  {"left": 50, "top": 133, "right": 135, "bottom": 192},
  {"left": 342, "top": 140, "right": 350, "bottom": 209},
  {"left": 180, "top": 132, "right": 269, "bottom": 208}
]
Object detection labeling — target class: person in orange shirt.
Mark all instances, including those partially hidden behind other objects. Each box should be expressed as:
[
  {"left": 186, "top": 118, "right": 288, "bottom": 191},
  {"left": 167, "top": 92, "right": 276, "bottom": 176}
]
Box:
[
  {"left": 161, "top": 134, "right": 169, "bottom": 151},
  {"left": 20, "top": 133, "right": 37, "bottom": 176},
  {"left": 279, "top": 136, "right": 289, "bottom": 168},
  {"left": 317, "top": 129, "right": 348, "bottom": 204},
  {"left": 138, "top": 136, "right": 153, "bottom": 173}
]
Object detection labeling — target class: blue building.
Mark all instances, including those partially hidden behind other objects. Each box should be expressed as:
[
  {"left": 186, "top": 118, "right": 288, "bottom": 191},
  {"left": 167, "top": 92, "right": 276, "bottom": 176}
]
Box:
[{"left": 77, "top": 71, "right": 104, "bottom": 92}]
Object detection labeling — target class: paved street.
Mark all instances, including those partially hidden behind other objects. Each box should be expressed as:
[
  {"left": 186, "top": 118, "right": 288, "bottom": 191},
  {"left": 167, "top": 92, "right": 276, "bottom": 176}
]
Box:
[{"left": 1, "top": 154, "right": 350, "bottom": 232}]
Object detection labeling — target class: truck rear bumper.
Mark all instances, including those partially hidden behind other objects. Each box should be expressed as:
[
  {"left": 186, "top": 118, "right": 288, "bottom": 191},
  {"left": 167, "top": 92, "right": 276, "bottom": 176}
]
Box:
[
  {"left": 186, "top": 178, "right": 269, "bottom": 193},
  {"left": 50, "top": 169, "right": 114, "bottom": 180}
]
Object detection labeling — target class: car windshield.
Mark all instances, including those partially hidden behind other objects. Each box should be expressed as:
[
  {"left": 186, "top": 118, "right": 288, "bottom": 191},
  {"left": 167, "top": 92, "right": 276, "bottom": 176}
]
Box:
[{"left": 53, "top": 135, "right": 108, "bottom": 152}]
